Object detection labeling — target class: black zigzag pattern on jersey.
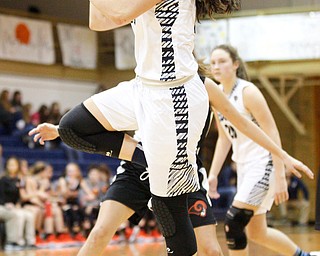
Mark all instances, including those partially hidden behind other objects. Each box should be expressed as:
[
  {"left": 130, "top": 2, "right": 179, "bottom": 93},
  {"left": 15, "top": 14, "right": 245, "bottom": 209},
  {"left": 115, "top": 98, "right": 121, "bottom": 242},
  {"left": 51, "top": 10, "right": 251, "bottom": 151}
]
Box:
[
  {"left": 155, "top": 0, "right": 179, "bottom": 81},
  {"left": 167, "top": 85, "right": 199, "bottom": 196},
  {"left": 247, "top": 156, "right": 273, "bottom": 205}
]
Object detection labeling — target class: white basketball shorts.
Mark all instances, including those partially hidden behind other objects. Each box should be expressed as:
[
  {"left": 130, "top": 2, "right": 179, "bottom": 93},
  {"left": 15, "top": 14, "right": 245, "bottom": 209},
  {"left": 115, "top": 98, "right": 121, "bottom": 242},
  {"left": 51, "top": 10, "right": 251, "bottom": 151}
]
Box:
[
  {"left": 91, "top": 75, "right": 209, "bottom": 197},
  {"left": 234, "top": 155, "right": 275, "bottom": 215}
]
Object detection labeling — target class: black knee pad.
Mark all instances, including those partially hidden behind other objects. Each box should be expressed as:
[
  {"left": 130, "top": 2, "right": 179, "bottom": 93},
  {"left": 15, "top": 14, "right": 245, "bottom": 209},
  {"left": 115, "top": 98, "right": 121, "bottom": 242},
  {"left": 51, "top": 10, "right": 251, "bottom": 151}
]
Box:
[
  {"left": 224, "top": 206, "right": 254, "bottom": 250},
  {"left": 58, "top": 127, "right": 96, "bottom": 153},
  {"left": 58, "top": 104, "right": 124, "bottom": 157},
  {"left": 151, "top": 194, "right": 197, "bottom": 256}
]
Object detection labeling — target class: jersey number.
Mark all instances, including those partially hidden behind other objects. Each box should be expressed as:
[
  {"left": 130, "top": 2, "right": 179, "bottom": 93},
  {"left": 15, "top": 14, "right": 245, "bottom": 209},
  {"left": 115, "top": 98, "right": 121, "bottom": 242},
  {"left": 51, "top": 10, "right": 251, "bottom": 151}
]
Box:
[{"left": 225, "top": 124, "right": 237, "bottom": 139}]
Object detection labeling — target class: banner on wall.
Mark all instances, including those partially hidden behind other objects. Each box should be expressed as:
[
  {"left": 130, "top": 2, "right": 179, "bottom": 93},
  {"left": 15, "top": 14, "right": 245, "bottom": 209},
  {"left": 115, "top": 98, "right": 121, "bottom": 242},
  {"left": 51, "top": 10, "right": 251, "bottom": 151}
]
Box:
[
  {"left": 194, "top": 19, "right": 228, "bottom": 62},
  {"left": 229, "top": 12, "right": 320, "bottom": 61},
  {"left": 194, "top": 12, "right": 320, "bottom": 62},
  {"left": 57, "top": 23, "right": 97, "bottom": 69},
  {"left": 0, "top": 14, "right": 55, "bottom": 64},
  {"left": 114, "top": 26, "right": 136, "bottom": 70}
]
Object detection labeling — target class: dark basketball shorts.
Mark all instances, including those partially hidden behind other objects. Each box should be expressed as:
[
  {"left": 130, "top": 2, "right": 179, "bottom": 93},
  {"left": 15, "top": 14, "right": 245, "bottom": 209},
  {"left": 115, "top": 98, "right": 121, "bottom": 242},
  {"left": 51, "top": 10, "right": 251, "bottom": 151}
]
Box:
[{"left": 102, "top": 162, "right": 217, "bottom": 227}]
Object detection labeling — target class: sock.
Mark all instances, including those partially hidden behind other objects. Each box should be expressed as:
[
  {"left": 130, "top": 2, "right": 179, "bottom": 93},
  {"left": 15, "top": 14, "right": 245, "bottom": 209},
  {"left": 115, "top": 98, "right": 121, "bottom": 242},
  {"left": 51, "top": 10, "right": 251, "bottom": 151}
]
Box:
[
  {"left": 294, "top": 248, "right": 310, "bottom": 256},
  {"left": 131, "top": 142, "right": 148, "bottom": 167}
]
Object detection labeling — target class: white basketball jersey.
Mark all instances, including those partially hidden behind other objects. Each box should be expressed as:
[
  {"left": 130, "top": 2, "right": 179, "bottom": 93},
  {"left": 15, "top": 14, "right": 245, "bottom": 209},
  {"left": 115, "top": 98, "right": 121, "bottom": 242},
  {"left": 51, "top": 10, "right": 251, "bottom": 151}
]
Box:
[
  {"left": 218, "top": 79, "right": 270, "bottom": 163},
  {"left": 131, "top": 0, "right": 198, "bottom": 81}
]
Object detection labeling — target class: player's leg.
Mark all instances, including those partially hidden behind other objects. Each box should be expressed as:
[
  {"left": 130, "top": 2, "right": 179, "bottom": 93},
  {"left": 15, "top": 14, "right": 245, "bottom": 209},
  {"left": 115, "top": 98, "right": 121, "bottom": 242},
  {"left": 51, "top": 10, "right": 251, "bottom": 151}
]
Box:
[
  {"left": 188, "top": 167, "right": 223, "bottom": 256},
  {"left": 142, "top": 75, "right": 208, "bottom": 255},
  {"left": 77, "top": 161, "right": 152, "bottom": 256},
  {"left": 224, "top": 202, "right": 254, "bottom": 256},
  {"left": 58, "top": 80, "right": 147, "bottom": 167},
  {"left": 152, "top": 194, "right": 197, "bottom": 256},
  {"left": 194, "top": 225, "right": 222, "bottom": 256},
  {"left": 246, "top": 213, "right": 305, "bottom": 256},
  {"left": 77, "top": 200, "right": 134, "bottom": 256}
]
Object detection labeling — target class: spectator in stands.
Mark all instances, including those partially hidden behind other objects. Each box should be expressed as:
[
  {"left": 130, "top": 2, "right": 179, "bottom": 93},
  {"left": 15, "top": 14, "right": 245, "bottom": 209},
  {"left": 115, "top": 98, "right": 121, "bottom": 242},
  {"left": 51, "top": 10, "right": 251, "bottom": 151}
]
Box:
[
  {"left": 0, "top": 90, "right": 14, "bottom": 134},
  {"left": 47, "top": 102, "right": 62, "bottom": 125},
  {"left": 0, "top": 197, "right": 21, "bottom": 251},
  {"left": 2, "top": 90, "right": 23, "bottom": 130},
  {"left": 14, "top": 103, "right": 34, "bottom": 143},
  {"left": 28, "top": 104, "right": 49, "bottom": 149},
  {"left": 213, "top": 160, "right": 237, "bottom": 210},
  {"left": 278, "top": 173, "right": 310, "bottom": 226},
  {"left": 98, "top": 163, "right": 113, "bottom": 192},
  {"left": 0, "top": 144, "right": 4, "bottom": 175},
  {"left": 46, "top": 102, "right": 62, "bottom": 149},
  {"left": 0, "top": 156, "right": 36, "bottom": 249},
  {"left": 80, "top": 164, "right": 107, "bottom": 237},
  {"left": 56, "top": 162, "right": 94, "bottom": 241},
  {"left": 10, "top": 90, "right": 23, "bottom": 113},
  {"left": 27, "top": 161, "right": 66, "bottom": 242},
  {"left": 0, "top": 90, "right": 13, "bottom": 113},
  {"left": 128, "top": 210, "right": 162, "bottom": 244},
  {"left": 31, "top": 104, "right": 49, "bottom": 127},
  {"left": 18, "top": 158, "right": 43, "bottom": 235}
]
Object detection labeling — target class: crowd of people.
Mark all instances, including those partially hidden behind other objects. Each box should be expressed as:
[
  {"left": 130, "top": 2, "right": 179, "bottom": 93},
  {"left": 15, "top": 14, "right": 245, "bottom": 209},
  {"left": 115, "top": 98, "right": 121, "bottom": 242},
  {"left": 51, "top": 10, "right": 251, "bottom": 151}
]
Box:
[
  {"left": 0, "top": 154, "right": 164, "bottom": 251},
  {"left": 0, "top": 89, "right": 64, "bottom": 147}
]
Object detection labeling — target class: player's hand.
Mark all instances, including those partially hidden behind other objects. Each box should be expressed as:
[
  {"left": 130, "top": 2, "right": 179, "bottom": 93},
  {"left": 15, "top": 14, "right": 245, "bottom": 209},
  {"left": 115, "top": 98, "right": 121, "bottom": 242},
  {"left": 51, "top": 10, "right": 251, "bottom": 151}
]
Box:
[
  {"left": 28, "top": 123, "right": 59, "bottom": 145},
  {"left": 282, "top": 151, "right": 314, "bottom": 180},
  {"left": 208, "top": 174, "right": 220, "bottom": 199},
  {"left": 274, "top": 175, "right": 289, "bottom": 205}
]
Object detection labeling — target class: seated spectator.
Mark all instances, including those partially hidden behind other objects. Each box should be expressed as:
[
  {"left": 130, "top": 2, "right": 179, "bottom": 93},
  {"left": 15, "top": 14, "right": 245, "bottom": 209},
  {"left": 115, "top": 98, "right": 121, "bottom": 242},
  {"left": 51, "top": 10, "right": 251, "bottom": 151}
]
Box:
[
  {"left": 56, "top": 163, "right": 93, "bottom": 241},
  {"left": 0, "top": 156, "right": 36, "bottom": 249},
  {"left": 212, "top": 161, "right": 237, "bottom": 209},
  {"left": 0, "top": 204, "right": 21, "bottom": 251},
  {"left": 47, "top": 102, "right": 62, "bottom": 126},
  {"left": 80, "top": 164, "right": 107, "bottom": 237},
  {"left": 0, "top": 144, "right": 4, "bottom": 175},
  {"left": 10, "top": 90, "right": 23, "bottom": 113},
  {"left": 45, "top": 102, "right": 62, "bottom": 149},
  {"left": 14, "top": 103, "right": 35, "bottom": 143},
  {"left": 98, "top": 163, "right": 113, "bottom": 192},
  {"left": 28, "top": 104, "right": 49, "bottom": 149},
  {"left": 18, "top": 158, "right": 43, "bottom": 236},
  {"left": 31, "top": 104, "right": 49, "bottom": 127},
  {"left": 0, "top": 90, "right": 14, "bottom": 134},
  {"left": 21, "top": 161, "right": 66, "bottom": 242},
  {"left": 128, "top": 210, "right": 162, "bottom": 244},
  {"left": 278, "top": 173, "right": 310, "bottom": 226}
]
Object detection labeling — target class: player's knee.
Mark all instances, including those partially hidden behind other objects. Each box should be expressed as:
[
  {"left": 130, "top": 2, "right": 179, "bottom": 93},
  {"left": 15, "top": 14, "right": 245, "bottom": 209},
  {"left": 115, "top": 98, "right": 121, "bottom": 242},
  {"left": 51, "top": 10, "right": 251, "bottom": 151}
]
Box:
[
  {"left": 89, "top": 223, "right": 111, "bottom": 242},
  {"left": 199, "top": 245, "right": 221, "bottom": 256},
  {"left": 151, "top": 194, "right": 197, "bottom": 256},
  {"left": 246, "top": 226, "right": 267, "bottom": 244},
  {"left": 224, "top": 206, "right": 253, "bottom": 250}
]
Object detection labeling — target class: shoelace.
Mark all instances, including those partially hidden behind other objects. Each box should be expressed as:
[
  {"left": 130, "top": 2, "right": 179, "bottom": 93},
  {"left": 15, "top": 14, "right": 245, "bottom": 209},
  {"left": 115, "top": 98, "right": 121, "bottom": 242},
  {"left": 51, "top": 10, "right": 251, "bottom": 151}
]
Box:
[{"left": 140, "top": 170, "right": 149, "bottom": 181}]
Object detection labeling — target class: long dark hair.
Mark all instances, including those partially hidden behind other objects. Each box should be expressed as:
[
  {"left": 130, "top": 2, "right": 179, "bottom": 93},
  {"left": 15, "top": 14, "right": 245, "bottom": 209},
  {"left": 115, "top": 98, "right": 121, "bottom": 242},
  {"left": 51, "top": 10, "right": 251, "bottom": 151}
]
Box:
[
  {"left": 212, "top": 44, "right": 249, "bottom": 81},
  {"left": 196, "top": 0, "right": 241, "bottom": 20}
]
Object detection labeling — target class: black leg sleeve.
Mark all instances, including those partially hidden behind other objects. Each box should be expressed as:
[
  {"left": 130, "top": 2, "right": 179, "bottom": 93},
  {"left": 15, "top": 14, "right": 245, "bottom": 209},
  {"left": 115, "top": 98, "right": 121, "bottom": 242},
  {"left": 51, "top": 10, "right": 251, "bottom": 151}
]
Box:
[{"left": 58, "top": 103, "right": 124, "bottom": 157}]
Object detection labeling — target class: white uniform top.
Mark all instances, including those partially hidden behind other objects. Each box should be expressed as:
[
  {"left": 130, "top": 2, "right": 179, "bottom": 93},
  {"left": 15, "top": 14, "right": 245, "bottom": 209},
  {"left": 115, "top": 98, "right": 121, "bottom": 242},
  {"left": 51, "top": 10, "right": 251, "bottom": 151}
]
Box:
[
  {"left": 218, "top": 78, "right": 270, "bottom": 164},
  {"left": 132, "top": 0, "right": 198, "bottom": 82}
]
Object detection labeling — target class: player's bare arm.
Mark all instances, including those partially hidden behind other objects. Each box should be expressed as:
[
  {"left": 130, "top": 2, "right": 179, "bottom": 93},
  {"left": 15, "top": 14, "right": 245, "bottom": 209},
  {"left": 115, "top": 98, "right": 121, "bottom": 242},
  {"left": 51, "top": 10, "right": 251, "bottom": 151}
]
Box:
[
  {"left": 89, "top": 0, "right": 161, "bottom": 31},
  {"left": 205, "top": 78, "right": 314, "bottom": 180}
]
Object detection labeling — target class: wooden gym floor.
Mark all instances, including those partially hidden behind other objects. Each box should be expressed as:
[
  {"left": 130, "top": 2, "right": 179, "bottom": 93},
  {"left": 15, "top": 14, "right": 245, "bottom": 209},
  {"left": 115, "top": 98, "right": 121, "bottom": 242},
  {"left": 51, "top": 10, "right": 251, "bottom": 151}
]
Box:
[{"left": 0, "top": 224, "right": 319, "bottom": 256}]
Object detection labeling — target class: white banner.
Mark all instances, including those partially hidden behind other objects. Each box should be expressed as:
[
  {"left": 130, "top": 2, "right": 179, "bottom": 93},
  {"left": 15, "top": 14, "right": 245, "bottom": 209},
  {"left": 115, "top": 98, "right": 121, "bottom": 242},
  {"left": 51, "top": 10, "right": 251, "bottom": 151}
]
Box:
[
  {"left": 194, "top": 19, "right": 228, "bottom": 63},
  {"left": 194, "top": 12, "right": 320, "bottom": 61},
  {"left": 0, "top": 14, "right": 55, "bottom": 64},
  {"left": 229, "top": 12, "right": 320, "bottom": 61},
  {"left": 57, "top": 23, "right": 97, "bottom": 69},
  {"left": 114, "top": 26, "right": 136, "bottom": 70}
]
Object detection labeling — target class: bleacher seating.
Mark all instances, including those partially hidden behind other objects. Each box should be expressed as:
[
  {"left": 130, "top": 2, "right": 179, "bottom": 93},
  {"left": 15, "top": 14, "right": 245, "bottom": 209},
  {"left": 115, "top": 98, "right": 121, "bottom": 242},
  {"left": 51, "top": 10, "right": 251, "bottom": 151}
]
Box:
[{"left": 0, "top": 134, "right": 120, "bottom": 180}]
